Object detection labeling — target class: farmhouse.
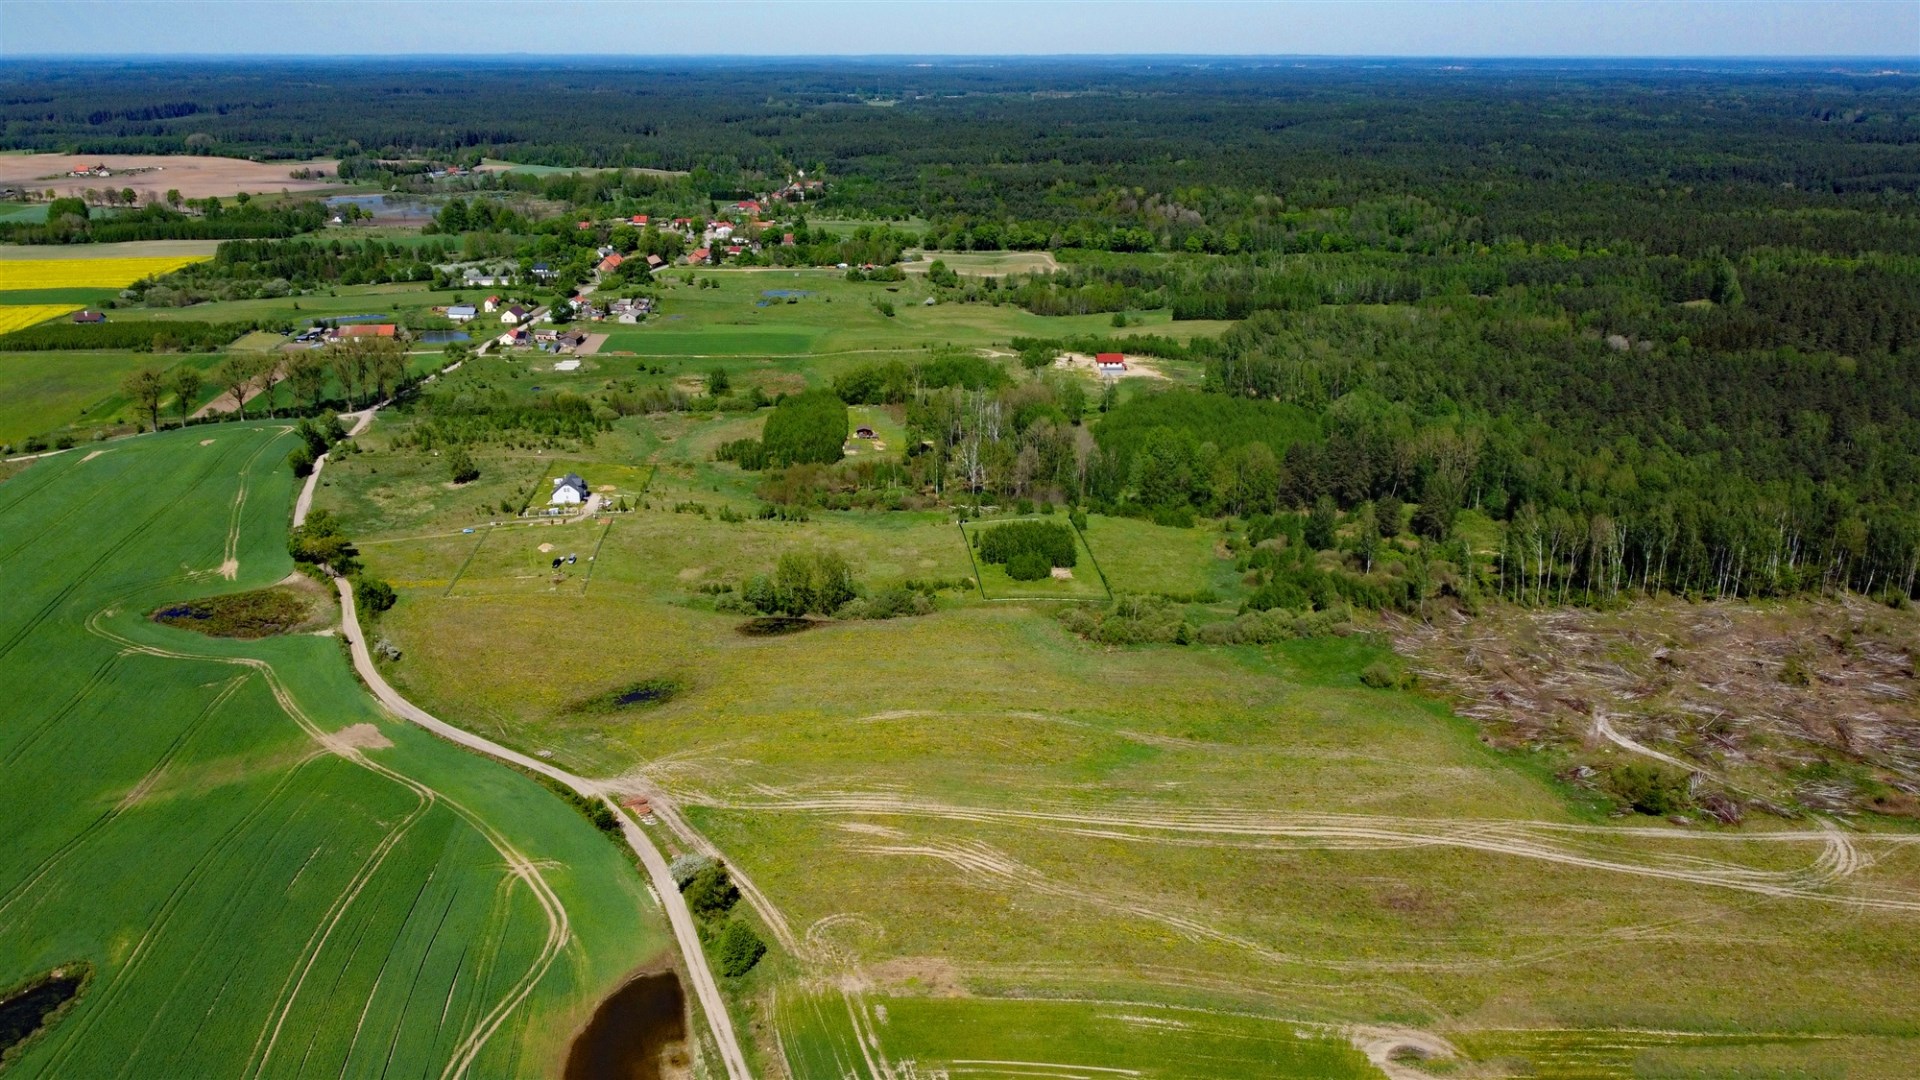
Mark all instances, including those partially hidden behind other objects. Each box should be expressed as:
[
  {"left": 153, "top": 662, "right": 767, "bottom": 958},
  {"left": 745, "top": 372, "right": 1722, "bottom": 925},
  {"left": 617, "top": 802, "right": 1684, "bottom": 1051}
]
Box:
[
  {"left": 598, "top": 252, "right": 624, "bottom": 273},
  {"left": 484, "top": 295, "right": 502, "bottom": 313},
  {"left": 550, "top": 473, "right": 589, "bottom": 505},
  {"left": 497, "top": 327, "right": 530, "bottom": 348},
  {"left": 630, "top": 214, "right": 649, "bottom": 225},
  {"left": 688, "top": 247, "right": 712, "bottom": 265},
  {"left": 445, "top": 304, "right": 477, "bottom": 323},
  {"left": 71, "top": 310, "right": 106, "bottom": 324},
  {"left": 501, "top": 305, "right": 530, "bottom": 325},
  {"left": 531, "top": 263, "right": 554, "bottom": 282},
  {"left": 1096, "top": 352, "right": 1128, "bottom": 374}
]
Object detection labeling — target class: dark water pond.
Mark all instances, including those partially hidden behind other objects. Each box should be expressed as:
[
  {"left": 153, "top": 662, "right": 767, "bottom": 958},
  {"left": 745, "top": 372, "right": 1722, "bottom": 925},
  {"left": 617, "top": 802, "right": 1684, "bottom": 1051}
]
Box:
[
  {"left": 325, "top": 194, "right": 437, "bottom": 221},
  {"left": 0, "top": 971, "right": 83, "bottom": 1058},
  {"left": 563, "top": 971, "right": 687, "bottom": 1080},
  {"left": 736, "top": 616, "right": 818, "bottom": 637},
  {"left": 615, "top": 683, "right": 675, "bottom": 706},
  {"left": 760, "top": 289, "right": 812, "bottom": 298},
  {"left": 417, "top": 331, "right": 471, "bottom": 343}
]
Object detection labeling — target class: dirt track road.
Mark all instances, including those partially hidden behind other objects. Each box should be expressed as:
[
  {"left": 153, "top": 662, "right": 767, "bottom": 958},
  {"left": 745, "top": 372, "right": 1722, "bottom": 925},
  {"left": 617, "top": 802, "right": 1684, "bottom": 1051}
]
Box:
[{"left": 335, "top": 578, "right": 752, "bottom": 1080}]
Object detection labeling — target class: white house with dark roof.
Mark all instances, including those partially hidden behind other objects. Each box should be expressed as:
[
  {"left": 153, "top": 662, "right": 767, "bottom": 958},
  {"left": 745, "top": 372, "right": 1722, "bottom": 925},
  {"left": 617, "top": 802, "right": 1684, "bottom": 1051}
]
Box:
[{"left": 550, "top": 473, "right": 589, "bottom": 506}]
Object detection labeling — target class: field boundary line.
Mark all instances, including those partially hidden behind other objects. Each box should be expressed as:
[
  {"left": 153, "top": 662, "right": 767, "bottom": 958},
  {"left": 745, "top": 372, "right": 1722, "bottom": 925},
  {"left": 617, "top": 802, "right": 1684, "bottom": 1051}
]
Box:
[
  {"left": 580, "top": 518, "right": 614, "bottom": 595},
  {"left": 442, "top": 526, "right": 494, "bottom": 597},
  {"left": 1069, "top": 517, "right": 1115, "bottom": 601}
]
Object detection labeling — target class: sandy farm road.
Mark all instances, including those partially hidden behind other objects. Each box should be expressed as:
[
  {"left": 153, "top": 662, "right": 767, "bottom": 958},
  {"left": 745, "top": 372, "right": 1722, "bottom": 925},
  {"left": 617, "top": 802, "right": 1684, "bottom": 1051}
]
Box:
[
  {"left": 0, "top": 154, "right": 340, "bottom": 201},
  {"left": 335, "top": 577, "right": 753, "bottom": 1080}
]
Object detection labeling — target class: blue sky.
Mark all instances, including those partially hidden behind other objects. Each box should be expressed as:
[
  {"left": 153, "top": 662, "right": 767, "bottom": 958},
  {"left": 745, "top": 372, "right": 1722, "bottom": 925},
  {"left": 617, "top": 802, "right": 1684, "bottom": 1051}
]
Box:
[{"left": 3, "top": 1, "right": 1916, "bottom": 58}]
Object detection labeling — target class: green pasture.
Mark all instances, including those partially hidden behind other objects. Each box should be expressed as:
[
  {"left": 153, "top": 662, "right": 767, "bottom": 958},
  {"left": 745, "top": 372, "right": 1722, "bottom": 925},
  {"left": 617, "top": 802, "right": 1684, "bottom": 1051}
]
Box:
[
  {"left": 779, "top": 992, "right": 1376, "bottom": 1079},
  {"left": 0, "top": 287, "right": 117, "bottom": 306},
  {"left": 0, "top": 424, "right": 668, "bottom": 1076},
  {"left": 357, "top": 436, "right": 1920, "bottom": 1076},
  {"left": 1080, "top": 513, "right": 1243, "bottom": 599},
  {"left": 0, "top": 351, "right": 225, "bottom": 446},
  {"left": 617, "top": 268, "right": 1227, "bottom": 359},
  {"left": 107, "top": 280, "right": 493, "bottom": 329}
]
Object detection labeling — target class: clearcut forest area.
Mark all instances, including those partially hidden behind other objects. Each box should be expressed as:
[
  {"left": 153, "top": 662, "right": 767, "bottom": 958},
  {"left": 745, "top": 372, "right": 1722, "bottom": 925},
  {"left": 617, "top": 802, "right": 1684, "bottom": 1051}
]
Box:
[{"left": 4, "top": 57, "right": 1920, "bottom": 1080}]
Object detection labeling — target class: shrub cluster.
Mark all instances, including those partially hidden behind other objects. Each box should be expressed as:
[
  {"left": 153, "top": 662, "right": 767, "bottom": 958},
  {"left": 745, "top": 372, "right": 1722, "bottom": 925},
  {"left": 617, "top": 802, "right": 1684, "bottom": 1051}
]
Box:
[
  {"left": 975, "top": 521, "right": 1078, "bottom": 581},
  {"left": 535, "top": 774, "right": 620, "bottom": 834},
  {"left": 678, "top": 861, "right": 767, "bottom": 978},
  {"left": 740, "top": 549, "right": 856, "bottom": 616}
]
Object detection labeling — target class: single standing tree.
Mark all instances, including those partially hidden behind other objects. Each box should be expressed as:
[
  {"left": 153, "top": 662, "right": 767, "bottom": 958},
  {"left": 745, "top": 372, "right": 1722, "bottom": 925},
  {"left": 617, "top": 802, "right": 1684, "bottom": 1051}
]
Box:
[
  {"left": 122, "top": 368, "right": 166, "bottom": 432},
  {"left": 212, "top": 355, "right": 255, "bottom": 420},
  {"left": 169, "top": 365, "right": 203, "bottom": 425},
  {"left": 249, "top": 353, "right": 284, "bottom": 417}
]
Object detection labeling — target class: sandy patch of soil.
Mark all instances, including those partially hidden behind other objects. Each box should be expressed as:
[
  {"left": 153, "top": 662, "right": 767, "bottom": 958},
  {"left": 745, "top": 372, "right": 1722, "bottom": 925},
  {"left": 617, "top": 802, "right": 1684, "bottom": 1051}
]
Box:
[
  {"left": 864, "top": 957, "right": 968, "bottom": 997},
  {"left": 0, "top": 154, "right": 340, "bottom": 201},
  {"left": 199, "top": 439, "right": 216, "bottom": 446},
  {"left": 538, "top": 542, "right": 556, "bottom": 553},
  {"left": 80, "top": 449, "right": 108, "bottom": 462},
  {"left": 575, "top": 333, "right": 609, "bottom": 356},
  {"left": 328, "top": 723, "right": 394, "bottom": 751}
]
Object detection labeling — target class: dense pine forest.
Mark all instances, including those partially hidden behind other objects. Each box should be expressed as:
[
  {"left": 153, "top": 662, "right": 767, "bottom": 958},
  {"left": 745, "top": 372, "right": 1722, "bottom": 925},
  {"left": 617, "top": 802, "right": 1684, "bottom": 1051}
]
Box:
[{"left": 7, "top": 57, "right": 1918, "bottom": 605}]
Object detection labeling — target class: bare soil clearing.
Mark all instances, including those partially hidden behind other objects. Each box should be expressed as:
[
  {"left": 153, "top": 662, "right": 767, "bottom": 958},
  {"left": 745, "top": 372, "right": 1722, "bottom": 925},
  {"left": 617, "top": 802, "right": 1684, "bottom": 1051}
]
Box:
[
  {"left": 0, "top": 154, "right": 340, "bottom": 201},
  {"left": 1394, "top": 599, "right": 1920, "bottom": 819},
  {"left": 1054, "top": 351, "right": 1171, "bottom": 379}
]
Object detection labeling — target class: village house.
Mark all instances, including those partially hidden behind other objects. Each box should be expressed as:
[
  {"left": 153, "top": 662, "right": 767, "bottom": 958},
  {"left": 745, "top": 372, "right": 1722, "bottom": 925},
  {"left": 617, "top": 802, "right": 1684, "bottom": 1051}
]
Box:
[
  {"left": 630, "top": 214, "right": 649, "bottom": 226},
  {"left": 598, "top": 252, "right": 624, "bottom": 273},
  {"left": 445, "top": 304, "right": 477, "bottom": 323},
  {"left": 71, "top": 310, "right": 106, "bottom": 324},
  {"left": 644, "top": 253, "right": 666, "bottom": 271},
  {"left": 484, "top": 295, "right": 502, "bottom": 313},
  {"left": 531, "top": 263, "right": 554, "bottom": 282},
  {"left": 501, "top": 305, "right": 531, "bottom": 325},
  {"left": 497, "top": 327, "right": 530, "bottom": 348},
  {"left": 688, "top": 247, "right": 711, "bottom": 265},
  {"left": 1096, "top": 352, "right": 1128, "bottom": 375},
  {"left": 549, "top": 473, "right": 589, "bottom": 506}
]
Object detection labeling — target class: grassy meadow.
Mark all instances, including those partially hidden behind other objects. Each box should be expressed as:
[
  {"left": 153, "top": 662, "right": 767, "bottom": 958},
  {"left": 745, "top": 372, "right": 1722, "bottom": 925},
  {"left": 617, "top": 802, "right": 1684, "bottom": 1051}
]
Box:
[
  {"left": 0, "top": 423, "right": 670, "bottom": 1076},
  {"left": 317, "top": 377, "right": 1920, "bottom": 1076}
]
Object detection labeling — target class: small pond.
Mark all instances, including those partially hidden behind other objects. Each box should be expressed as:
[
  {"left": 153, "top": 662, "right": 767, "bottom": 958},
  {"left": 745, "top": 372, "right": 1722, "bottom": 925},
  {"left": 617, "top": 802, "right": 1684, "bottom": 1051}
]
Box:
[
  {"left": 417, "top": 331, "right": 471, "bottom": 344},
  {"left": 759, "top": 289, "right": 811, "bottom": 298},
  {"left": 1, "top": 970, "right": 84, "bottom": 1059},
  {"left": 563, "top": 971, "right": 687, "bottom": 1080},
  {"left": 324, "top": 194, "right": 437, "bottom": 222}
]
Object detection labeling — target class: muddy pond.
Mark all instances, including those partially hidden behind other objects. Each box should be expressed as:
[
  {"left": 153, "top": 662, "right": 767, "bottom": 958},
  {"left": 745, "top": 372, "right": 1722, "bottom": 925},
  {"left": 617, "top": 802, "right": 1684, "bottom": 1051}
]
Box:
[{"left": 563, "top": 970, "right": 689, "bottom": 1080}]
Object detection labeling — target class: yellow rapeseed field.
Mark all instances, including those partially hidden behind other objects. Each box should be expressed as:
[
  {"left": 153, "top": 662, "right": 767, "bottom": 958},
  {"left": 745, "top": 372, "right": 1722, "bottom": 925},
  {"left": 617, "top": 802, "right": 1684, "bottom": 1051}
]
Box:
[
  {"left": 0, "top": 254, "right": 211, "bottom": 291},
  {"left": 0, "top": 305, "right": 78, "bottom": 334}
]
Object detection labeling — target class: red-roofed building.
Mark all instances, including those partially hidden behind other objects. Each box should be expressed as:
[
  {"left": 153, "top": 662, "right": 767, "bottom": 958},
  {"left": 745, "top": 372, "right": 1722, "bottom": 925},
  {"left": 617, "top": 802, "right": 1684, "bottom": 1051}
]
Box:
[
  {"left": 725, "top": 245, "right": 744, "bottom": 257},
  {"left": 688, "top": 248, "right": 711, "bottom": 264},
  {"left": 630, "top": 214, "right": 649, "bottom": 225},
  {"left": 598, "top": 252, "right": 624, "bottom": 273},
  {"left": 781, "top": 232, "right": 796, "bottom": 246},
  {"left": 1095, "top": 352, "right": 1127, "bottom": 373},
  {"left": 338, "top": 324, "right": 397, "bottom": 338},
  {"left": 576, "top": 220, "right": 592, "bottom": 230}
]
